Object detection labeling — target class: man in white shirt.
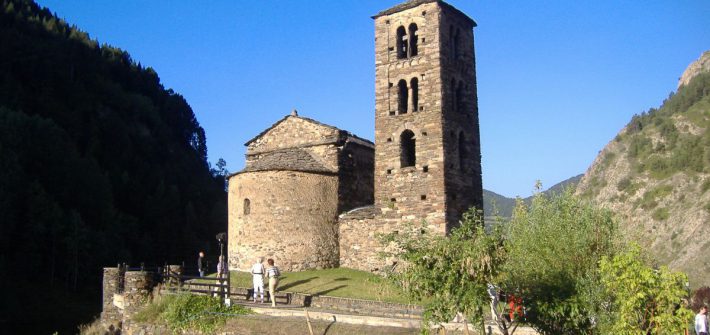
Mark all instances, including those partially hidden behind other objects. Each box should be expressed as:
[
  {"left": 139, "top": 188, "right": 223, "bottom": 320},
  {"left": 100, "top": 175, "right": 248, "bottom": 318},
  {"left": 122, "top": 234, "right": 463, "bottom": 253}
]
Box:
[
  {"left": 251, "top": 257, "right": 265, "bottom": 303},
  {"left": 696, "top": 305, "right": 708, "bottom": 335}
]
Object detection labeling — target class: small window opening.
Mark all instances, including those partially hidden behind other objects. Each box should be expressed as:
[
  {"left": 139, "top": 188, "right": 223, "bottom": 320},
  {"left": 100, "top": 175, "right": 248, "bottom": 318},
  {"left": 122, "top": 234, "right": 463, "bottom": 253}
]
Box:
[
  {"left": 458, "top": 132, "right": 467, "bottom": 170},
  {"left": 387, "top": 169, "right": 392, "bottom": 174},
  {"left": 386, "top": 137, "right": 392, "bottom": 142},
  {"left": 421, "top": 195, "right": 427, "bottom": 200},
  {"left": 423, "top": 165, "right": 429, "bottom": 172},
  {"left": 455, "top": 81, "right": 464, "bottom": 113},
  {"left": 408, "top": 23, "right": 418, "bottom": 57},
  {"left": 243, "top": 198, "right": 251, "bottom": 215},
  {"left": 410, "top": 77, "right": 419, "bottom": 112},
  {"left": 396, "top": 26, "right": 408, "bottom": 59},
  {"left": 421, "top": 131, "right": 428, "bottom": 136},
  {"left": 389, "top": 111, "right": 395, "bottom": 116},
  {"left": 390, "top": 198, "right": 397, "bottom": 203},
  {"left": 400, "top": 130, "right": 416, "bottom": 167},
  {"left": 398, "top": 80, "right": 408, "bottom": 114}
]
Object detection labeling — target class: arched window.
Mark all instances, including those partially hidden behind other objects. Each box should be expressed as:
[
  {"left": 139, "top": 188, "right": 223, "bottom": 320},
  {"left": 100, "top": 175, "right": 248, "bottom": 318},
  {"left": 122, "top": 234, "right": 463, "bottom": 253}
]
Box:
[
  {"left": 455, "top": 81, "right": 464, "bottom": 113},
  {"left": 410, "top": 77, "right": 419, "bottom": 112},
  {"left": 450, "top": 78, "right": 457, "bottom": 113},
  {"left": 458, "top": 132, "right": 467, "bottom": 170},
  {"left": 408, "top": 23, "right": 418, "bottom": 57},
  {"left": 396, "top": 26, "right": 407, "bottom": 59},
  {"left": 451, "top": 26, "right": 460, "bottom": 60},
  {"left": 398, "top": 79, "right": 408, "bottom": 114},
  {"left": 400, "top": 130, "right": 416, "bottom": 167},
  {"left": 243, "top": 198, "right": 250, "bottom": 215}
]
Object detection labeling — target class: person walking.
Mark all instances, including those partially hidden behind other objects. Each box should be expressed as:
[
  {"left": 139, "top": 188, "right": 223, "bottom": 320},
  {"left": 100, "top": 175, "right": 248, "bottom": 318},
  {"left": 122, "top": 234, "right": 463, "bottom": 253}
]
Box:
[
  {"left": 266, "top": 258, "right": 281, "bottom": 307},
  {"left": 696, "top": 305, "right": 708, "bottom": 335},
  {"left": 197, "top": 251, "right": 206, "bottom": 277},
  {"left": 251, "top": 257, "right": 265, "bottom": 303}
]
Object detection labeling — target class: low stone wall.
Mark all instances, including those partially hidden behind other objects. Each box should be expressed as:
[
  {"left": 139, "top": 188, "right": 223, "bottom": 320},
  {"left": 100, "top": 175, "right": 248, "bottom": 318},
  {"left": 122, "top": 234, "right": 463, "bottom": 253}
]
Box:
[
  {"left": 101, "top": 267, "right": 124, "bottom": 330},
  {"left": 227, "top": 286, "right": 422, "bottom": 319}
]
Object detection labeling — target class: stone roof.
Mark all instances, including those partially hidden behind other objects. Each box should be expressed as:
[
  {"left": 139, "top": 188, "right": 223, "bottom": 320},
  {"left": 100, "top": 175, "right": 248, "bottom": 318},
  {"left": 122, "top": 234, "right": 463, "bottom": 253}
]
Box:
[
  {"left": 339, "top": 205, "right": 381, "bottom": 220},
  {"left": 233, "top": 148, "right": 336, "bottom": 177},
  {"left": 372, "top": 0, "right": 476, "bottom": 27}
]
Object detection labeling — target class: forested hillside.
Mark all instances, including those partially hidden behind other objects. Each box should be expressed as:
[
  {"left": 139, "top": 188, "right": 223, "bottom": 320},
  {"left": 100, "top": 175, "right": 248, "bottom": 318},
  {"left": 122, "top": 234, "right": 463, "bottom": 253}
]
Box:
[
  {"left": 0, "top": 0, "right": 227, "bottom": 331},
  {"left": 577, "top": 50, "right": 710, "bottom": 287}
]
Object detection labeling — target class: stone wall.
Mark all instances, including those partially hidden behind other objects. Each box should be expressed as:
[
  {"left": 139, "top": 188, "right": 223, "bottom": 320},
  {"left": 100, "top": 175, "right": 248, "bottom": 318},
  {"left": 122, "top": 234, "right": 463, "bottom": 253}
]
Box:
[
  {"left": 372, "top": 0, "right": 482, "bottom": 237},
  {"left": 338, "top": 140, "right": 375, "bottom": 212},
  {"left": 101, "top": 267, "right": 124, "bottom": 330},
  {"left": 122, "top": 270, "right": 156, "bottom": 319},
  {"left": 228, "top": 170, "right": 340, "bottom": 272},
  {"left": 373, "top": 1, "right": 450, "bottom": 235},
  {"left": 246, "top": 115, "right": 341, "bottom": 161}
]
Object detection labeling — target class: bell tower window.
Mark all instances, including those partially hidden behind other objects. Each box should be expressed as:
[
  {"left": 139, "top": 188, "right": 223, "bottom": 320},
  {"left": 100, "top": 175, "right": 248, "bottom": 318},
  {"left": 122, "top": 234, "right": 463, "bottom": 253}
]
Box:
[
  {"left": 400, "top": 130, "right": 416, "bottom": 167},
  {"left": 408, "top": 23, "right": 418, "bottom": 57},
  {"left": 410, "top": 77, "right": 419, "bottom": 112},
  {"left": 458, "top": 132, "right": 467, "bottom": 170},
  {"left": 396, "top": 26, "right": 408, "bottom": 59},
  {"left": 398, "top": 79, "right": 408, "bottom": 114}
]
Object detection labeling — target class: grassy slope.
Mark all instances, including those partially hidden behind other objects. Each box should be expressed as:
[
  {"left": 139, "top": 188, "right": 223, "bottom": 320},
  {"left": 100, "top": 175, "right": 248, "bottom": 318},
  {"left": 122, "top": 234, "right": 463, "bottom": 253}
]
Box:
[{"left": 228, "top": 268, "right": 415, "bottom": 304}]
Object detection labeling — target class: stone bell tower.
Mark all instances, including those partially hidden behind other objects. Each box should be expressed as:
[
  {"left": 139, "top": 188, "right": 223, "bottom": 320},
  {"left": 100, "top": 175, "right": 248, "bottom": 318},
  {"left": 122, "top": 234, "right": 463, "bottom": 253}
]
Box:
[{"left": 372, "top": 0, "right": 482, "bottom": 234}]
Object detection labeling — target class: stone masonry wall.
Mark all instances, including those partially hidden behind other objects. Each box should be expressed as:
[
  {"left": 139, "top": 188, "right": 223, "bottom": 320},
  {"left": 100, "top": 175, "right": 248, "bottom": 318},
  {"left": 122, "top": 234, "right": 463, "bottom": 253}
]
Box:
[
  {"left": 247, "top": 115, "right": 340, "bottom": 158},
  {"left": 338, "top": 141, "right": 375, "bottom": 212},
  {"left": 228, "top": 170, "right": 340, "bottom": 272},
  {"left": 101, "top": 267, "right": 123, "bottom": 330},
  {"left": 374, "top": 2, "right": 449, "bottom": 235}
]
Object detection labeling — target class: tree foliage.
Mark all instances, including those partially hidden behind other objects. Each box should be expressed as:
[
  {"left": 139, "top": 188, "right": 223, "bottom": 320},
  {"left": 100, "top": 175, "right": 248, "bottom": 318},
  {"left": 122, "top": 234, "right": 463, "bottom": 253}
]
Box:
[
  {"left": 0, "top": 0, "right": 227, "bottom": 330},
  {"left": 382, "top": 209, "right": 506, "bottom": 334},
  {"left": 598, "top": 246, "right": 693, "bottom": 334},
  {"left": 503, "top": 187, "right": 618, "bottom": 334}
]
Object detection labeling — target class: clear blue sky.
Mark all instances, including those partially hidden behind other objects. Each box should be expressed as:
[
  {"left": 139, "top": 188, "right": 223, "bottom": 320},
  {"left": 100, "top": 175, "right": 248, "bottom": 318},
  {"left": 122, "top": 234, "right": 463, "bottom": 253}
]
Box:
[{"left": 36, "top": 0, "right": 710, "bottom": 198}]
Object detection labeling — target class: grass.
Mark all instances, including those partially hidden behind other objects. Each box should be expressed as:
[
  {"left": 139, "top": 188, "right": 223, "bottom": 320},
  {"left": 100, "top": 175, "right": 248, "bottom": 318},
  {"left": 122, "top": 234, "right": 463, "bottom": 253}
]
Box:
[{"left": 230, "top": 268, "right": 416, "bottom": 304}]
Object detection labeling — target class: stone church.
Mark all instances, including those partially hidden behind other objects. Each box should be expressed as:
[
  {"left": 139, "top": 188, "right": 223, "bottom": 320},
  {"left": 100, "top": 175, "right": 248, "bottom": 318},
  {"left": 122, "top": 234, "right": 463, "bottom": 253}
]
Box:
[{"left": 227, "top": 0, "right": 482, "bottom": 272}]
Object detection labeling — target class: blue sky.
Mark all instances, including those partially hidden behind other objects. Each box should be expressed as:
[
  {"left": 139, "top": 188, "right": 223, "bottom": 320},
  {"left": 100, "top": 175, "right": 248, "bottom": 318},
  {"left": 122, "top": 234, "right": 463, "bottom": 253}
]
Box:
[{"left": 36, "top": 0, "right": 710, "bottom": 198}]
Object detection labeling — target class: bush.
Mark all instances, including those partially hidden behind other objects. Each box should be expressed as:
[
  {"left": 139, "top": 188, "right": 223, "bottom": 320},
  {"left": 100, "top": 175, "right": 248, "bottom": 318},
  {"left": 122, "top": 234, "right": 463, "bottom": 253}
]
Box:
[{"left": 134, "top": 294, "right": 251, "bottom": 334}]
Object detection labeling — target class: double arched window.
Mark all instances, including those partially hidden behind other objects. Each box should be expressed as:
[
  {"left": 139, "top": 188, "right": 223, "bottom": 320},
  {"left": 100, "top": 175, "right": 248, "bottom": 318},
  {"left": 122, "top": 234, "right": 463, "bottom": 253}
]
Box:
[
  {"left": 396, "top": 24, "right": 419, "bottom": 59},
  {"left": 395, "top": 77, "right": 420, "bottom": 115},
  {"left": 400, "top": 130, "right": 416, "bottom": 167}
]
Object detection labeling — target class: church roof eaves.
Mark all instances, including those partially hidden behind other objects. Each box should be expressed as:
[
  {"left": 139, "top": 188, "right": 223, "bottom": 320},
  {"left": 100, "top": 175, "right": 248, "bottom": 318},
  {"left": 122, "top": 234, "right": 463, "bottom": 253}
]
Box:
[
  {"left": 227, "top": 148, "right": 337, "bottom": 179},
  {"left": 372, "top": 0, "right": 476, "bottom": 27}
]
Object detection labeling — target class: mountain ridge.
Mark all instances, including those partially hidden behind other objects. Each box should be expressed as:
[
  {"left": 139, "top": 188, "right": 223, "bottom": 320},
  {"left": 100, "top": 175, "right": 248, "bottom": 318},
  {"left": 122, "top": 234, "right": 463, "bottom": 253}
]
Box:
[{"left": 576, "top": 50, "right": 710, "bottom": 287}]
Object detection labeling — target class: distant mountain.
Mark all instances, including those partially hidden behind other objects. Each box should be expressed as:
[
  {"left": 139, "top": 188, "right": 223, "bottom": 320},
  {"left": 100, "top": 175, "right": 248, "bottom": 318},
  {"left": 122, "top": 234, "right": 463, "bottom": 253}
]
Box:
[
  {"left": 576, "top": 50, "right": 710, "bottom": 287},
  {"left": 483, "top": 174, "right": 583, "bottom": 219}
]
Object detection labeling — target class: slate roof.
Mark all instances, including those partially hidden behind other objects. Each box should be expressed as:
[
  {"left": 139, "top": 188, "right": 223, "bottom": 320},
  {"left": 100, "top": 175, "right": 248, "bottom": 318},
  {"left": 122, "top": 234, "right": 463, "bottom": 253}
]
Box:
[
  {"left": 239, "top": 148, "right": 336, "bottom": 175},
  {"left": 372, "top": 0, "right": 476, "bottom": 27}
]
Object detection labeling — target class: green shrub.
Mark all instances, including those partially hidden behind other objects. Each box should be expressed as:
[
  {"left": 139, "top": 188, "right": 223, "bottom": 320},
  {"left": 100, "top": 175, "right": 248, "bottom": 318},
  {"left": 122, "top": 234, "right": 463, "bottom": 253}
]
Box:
[
  {"left": 652, "top": 207, "right": 670, "bottom": 221},
  {"left": 155, "top": 294, "right": 250, "bottom": 333}
]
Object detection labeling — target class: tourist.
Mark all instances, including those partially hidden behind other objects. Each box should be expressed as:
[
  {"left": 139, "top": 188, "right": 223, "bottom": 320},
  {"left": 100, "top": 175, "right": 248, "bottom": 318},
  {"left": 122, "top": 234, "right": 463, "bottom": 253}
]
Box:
[
  {"left": 197, "top": 251, "right": 206, "bottom": 277},
  {"left": 251, "top": 257, "right": 265, "bottom": 303},
  {"left": 266, "top": 258, "right": 281, "bottom": 307},
  {"left": 696, "top": 305, "right": 708, "bottom": 335}
]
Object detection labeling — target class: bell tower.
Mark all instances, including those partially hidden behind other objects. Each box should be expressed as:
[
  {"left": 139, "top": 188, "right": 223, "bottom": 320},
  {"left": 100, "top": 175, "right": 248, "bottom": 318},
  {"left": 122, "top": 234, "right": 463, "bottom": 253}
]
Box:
[{"left": 372, "top": 0, "right": 482, "bottom": 233}]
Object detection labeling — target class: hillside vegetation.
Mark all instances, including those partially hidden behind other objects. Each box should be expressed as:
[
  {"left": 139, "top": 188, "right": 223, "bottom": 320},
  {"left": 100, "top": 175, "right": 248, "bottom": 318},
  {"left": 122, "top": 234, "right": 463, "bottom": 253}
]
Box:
[
  {"left": 577, "top": 50, "right": 710, "bottom": 287},
  {"left": 483, "top": 174, "right": 583, "bottom": 219},
  {"left": 0, "top": 0, "right": 227, "bottom": 332}
]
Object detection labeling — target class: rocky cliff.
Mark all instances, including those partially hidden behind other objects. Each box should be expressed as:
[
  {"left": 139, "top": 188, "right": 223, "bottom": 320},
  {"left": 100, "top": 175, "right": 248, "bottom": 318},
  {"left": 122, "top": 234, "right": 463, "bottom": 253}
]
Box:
[{"left": 576, "top": 51, "right": 710, "bottom": 287}]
